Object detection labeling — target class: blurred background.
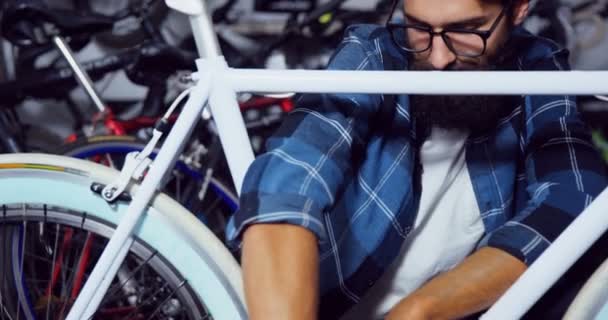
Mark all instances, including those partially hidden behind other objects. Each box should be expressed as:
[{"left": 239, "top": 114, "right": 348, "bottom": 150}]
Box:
[
  {"left": 1, "top": 0, "right": 607, "bottom": 148},
  {"left": 0, "top": 0, "right": 607, "bottom": 238}
]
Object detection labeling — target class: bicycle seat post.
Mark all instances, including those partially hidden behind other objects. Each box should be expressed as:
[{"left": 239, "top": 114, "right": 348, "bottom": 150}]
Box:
[
  {"left": 52, "top": 35, "right": 107, "bottom": 113},
  {"left": 166, "top": 0, "right": 222, "bottom": 59}
]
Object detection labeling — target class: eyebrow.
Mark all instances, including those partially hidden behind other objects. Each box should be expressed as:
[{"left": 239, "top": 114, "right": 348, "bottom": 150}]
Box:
[{"left": 404, "top": 13, "right": 489, "bottom": 28}]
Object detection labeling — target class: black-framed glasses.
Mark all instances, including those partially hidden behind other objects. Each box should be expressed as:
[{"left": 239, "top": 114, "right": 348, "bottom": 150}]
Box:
[{"left": 385, "top": 0, "right": 511, "bottom": 58}]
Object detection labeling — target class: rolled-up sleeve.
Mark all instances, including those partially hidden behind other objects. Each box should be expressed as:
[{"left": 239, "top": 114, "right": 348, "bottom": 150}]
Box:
[
  {"left": 481, "top": 48, "right": 608, "bottom": 265},
  {"left": 226, "top": 25, "right": 385, "bottom": 248}
]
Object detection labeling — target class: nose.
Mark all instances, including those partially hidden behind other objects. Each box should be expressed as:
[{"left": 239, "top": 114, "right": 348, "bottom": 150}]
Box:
[{"left": 428, "top": 35, "right": 457, "bottom": 70}]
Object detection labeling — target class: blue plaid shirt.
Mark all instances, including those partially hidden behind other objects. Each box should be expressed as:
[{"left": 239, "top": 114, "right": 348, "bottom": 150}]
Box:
[{"left": 227, "top": 25, "right": 607, "bottom": 319}]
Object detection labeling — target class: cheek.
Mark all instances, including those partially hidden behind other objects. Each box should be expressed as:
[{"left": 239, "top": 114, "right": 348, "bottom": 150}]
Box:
[{"left": 410, "top": 50, "right": 432, "bottom": 62}]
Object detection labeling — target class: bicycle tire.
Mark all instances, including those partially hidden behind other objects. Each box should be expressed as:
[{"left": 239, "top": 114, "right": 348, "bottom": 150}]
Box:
[
  {"left": 60, "top": 135, "right": 238, "bottom": 239},
  {"left": 0, "top": 153, "right": 246, "bottom": 319}
]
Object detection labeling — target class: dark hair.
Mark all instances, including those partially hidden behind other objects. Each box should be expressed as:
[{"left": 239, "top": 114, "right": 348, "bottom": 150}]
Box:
[
  {"left": 487, "top": 0, "right": 515, "bottom": 6},
  {"left": 483, "top": 0, "right": 516, "bottom": 23},
  {"left": 397, "top": 0, "right": 515, "bottom": 7},
  {"left": 394, "top": 0, "right": 517, "bottom": 23}
]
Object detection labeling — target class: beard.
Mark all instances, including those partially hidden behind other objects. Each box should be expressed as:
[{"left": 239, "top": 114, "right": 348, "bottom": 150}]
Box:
[{"left": 409, "top": 49, "right": 518, "bottom": 134}]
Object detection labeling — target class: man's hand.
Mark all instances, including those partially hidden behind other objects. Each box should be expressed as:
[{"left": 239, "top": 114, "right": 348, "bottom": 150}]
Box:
[
  {"left": 386, "top": 247, "right": 527, "bottom": 320},
  {"left": 385, "top": 295, "right": 435, "bottom": 320},
  {"left": 242, "top": 224, "right": 319, "bottom": 320}
]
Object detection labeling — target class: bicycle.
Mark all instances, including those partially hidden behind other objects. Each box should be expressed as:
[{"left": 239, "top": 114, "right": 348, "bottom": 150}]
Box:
[{"left": 1, "top": 0, "right": 608, "bottom": 319}]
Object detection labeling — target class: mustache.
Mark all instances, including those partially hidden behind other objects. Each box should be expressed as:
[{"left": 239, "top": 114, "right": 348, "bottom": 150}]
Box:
[
  {"left": 408, "top": 60, "right": 515, "bottom": 133},
  {"left": 409, "top": 60, "right": 496, "bottom": 71}
]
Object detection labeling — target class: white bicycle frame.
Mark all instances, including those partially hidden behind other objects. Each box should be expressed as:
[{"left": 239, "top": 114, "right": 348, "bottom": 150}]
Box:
[{"left": 63, "top": 0, "right": 608, "bottom": 319}]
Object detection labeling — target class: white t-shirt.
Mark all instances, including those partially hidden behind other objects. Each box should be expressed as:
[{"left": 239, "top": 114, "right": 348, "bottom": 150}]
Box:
[{"left": 341, "top": 127, "right": 485, "bottom": 320}]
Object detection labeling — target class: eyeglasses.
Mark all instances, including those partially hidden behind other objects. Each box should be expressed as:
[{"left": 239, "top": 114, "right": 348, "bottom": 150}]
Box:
[{"left": 385, "top": 0, "right": 511, "bottom": 58}]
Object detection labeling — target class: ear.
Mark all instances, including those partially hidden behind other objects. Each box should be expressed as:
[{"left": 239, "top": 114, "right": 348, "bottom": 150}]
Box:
[{"left": 512, "top": 0, "right": 530, "bottom": 25}]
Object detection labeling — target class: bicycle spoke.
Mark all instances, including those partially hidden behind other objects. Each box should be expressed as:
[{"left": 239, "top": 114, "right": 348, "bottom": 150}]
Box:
[
  {"left": 22, "top": 253, "right": 79, "bottom": 275},
  {"left": 46, "top": 225, "right": 60, "bottom": 320},
  {"left": 122, "top": 282, "right": 170, "bottom": 319},
  {"left": 15, "top": 279, "right": 52, "bottom": 285},
  {"left": 1, "top": 206, "right": 5, "bottom": 320},
  {"left": 204, "top": 197, "right": 223, "bottom": 220},
  {"left": 70, "top": 233, "right": 95, "bottom": 300},
  {"left": 0, "top": 271, "right": 12, "bottom": 320},
  {"left": 16, "top": 205, "right": 27, "bottom": 320},
  {"left": 104, "top": 154, "right": 116, "bottom": 169},
  {"left": 181, "top": 180, "right": 197, "bottom": 209},
  {"left": 63, "top": 230, "right": 86, "bottom": 297},
  {"left": 146, "top": 280, "right": 187, "bottom": 319},
  {"left": 57, "top": 229, "right": 87, "bottom": 319},
  {"left": 198, "top": 168, "right": 214, "bottom": 202},
  {"left": 0, "top": 306, "right": 12, "bottom": 320},
  {"left": 97, "top": 251, "right": 158, "bottom": 308},
  {"left": 176, "top": 171, "right": 182, "bottom": 202},
  {"left": 59, "top": 234, "right": 70, "bottom": 301},
  {"left": 46, "top": 228, "right": 74, "bottom": 305}
]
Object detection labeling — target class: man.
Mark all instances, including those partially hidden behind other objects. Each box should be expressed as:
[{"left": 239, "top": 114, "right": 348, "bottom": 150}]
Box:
[{"left": 226, "top": 0, "right": 608, "bottom": 319}]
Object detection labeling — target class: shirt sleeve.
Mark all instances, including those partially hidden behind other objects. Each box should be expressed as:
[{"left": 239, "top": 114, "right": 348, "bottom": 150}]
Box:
[
  {"left": 226, "top": 25, "right": 386, "bottom": 248},
  {"left": 481, "top": 47, "right": 608, "bottom": 265}
]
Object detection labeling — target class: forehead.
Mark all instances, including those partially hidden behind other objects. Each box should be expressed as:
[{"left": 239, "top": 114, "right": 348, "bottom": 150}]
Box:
[{"left": 403, "top": 0, "right": 500, "bottom": 25}]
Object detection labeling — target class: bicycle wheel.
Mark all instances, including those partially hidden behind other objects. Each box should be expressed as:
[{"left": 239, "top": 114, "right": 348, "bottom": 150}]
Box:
[
  {"left": 60, "top": 135, "right": 238, "bottom": 240},
  {"left": 0, "top": 153, "right": 246, "bottom": 319}
]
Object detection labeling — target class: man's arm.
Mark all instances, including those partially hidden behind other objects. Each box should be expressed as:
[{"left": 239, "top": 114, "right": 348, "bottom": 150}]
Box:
[
  {"left": 228, "top": 25, "right": 388, "bottom": 320},
  {"left": 242, "top": 224, "right": 319, "bottom": 320},
  {"left": 387, "top": 247, "right": 526, "bottom": 320}
]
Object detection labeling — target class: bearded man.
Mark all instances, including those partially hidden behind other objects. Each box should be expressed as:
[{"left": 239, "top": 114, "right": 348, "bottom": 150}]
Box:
[{"left": 227, "top": 0, "right": 608, "bottom": 319}]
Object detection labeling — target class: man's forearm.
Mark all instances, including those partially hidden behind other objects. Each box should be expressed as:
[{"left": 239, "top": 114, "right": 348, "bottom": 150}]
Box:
[
  {"left": 387, "top": 247, "right": 527, "bottom": 320},
  {"left": 242, "top": 224, "right": 319, "bottom": 320}
]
